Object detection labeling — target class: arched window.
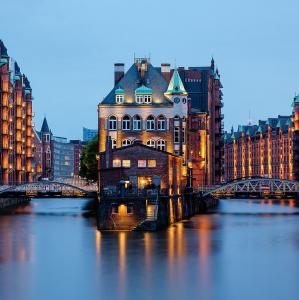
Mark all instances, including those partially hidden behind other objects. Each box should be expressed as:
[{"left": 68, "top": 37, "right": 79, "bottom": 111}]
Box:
[
  {"left": 133, "top": 115, "right": 142, "bottom": 131},
  {"left": 146, "top": 139, "right": 155, "bottom": 148},
  {"left": 111, "top": 138, "right": 117, "bottom": 149},
  {"left": 122, "top": 139, "right": 131, "bottom": 147},
  {"left": 174, "top": 115, "right": 180, "bottom": 120},
  {"left": 157, "top": 115, "right": 166, "bottom": 130},
  {"left": 116, "top": 94, "right": 124, "bottom": 103},
  {"left": 108, "top": 116, "right": 117, "bottom": 130},
  {"left": 146, "top": 115, "right": 155, "bottom": 131},
  {"left": 157, "top": 139, "right": 166, "bottom": 151},
  {"left": 122, "top": 115, "right": 131, "bottom": 130}
]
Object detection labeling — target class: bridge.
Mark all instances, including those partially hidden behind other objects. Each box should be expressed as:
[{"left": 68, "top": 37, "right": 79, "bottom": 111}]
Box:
[
  {"left": 201, "top": 178, "right": 299, "bottom": 199},
  {"left": 0, "top": 178, "right": 98, "bottom": 198}
]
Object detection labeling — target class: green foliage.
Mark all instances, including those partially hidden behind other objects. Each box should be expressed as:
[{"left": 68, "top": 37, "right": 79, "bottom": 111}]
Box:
[{"left": 79, "top": 136, "right": 98, "bottom": 182}]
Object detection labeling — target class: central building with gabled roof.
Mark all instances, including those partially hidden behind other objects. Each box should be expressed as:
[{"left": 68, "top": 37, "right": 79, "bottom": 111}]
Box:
[{"left": 98, "top": 57, "right": 223, "bottom": 189}]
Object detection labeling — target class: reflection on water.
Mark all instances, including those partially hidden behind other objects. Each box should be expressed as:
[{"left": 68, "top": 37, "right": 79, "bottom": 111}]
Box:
[{"left": 1, "top": 198, "right": 299, "bottom": 300}]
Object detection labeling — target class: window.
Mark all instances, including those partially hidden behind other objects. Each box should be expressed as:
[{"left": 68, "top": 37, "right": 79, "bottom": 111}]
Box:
[
  {"left": 122, "top": 115, "right": 131, "bottom": 130},
  {"left": 136, "top": 95, "right": 143, "bottom": 104},
  {"left": 157, "top": 115, "right": 166, "bottom": 130},
  {"left": 147, "top": 139, "right": 155, "bottom": 148},
  {"left": 113, "top": 159, "right": 121, "bottom": 167},
  {"left": 157, "top": 139, "right": 166, "bottom": 151},
  {"left": 174, "top": 127, "right": 180, "bottom": 143},
  {"left": 122, "top": 160, "right": 131, "bottom": 168},
  {"left": 144, "top": 95, "right": 152, "bottom": 103},
  {"left": 138, "top": 160, "right": 147, "bottom": 168},
  {"left": 182, "top": 127, "right": 185, "bottom": 143},
  {"left": 111, "top": 138, "right": 117, "bottom": 149},
  {"left": 109, "top": 116, "right": 117, "bottom": 130},
  {"left": 122, "top": 139, "right": 131, "bottom": 146},
  {"left": 133, "top": 115, "right": 141, "bottom": 130},
  {"left": 116, "top": 95, "right": 124, "bottom": 103},
  {"left": 174, "top": 115, "right": 180, "bottom": 120},
  {"left": 148, "top": 160, "right": 156, "bottom": 168},
  {"left": 146, "top": 115, "right": 155, "bottom": 131}
]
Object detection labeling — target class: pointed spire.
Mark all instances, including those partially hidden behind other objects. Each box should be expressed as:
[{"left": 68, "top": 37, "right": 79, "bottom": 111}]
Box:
[
  {"left": 211, "top": 56, "right": 215, "bottom": 70},
  {"left": 165, "top": 69, "right": 187, "bottom": 96},
  {"left": 41, "top": 117, "right": 50, "bottom": 133}
]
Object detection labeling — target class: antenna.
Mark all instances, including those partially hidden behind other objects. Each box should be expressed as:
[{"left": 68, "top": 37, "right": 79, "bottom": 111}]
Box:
[{"left": 248, "top": 110, "right": 251, "bottom": 125}]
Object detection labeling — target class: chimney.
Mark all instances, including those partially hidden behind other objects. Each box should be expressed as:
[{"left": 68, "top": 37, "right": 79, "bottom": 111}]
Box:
[
  {"left": 114, "top": 63, "right": 125, "bottom": 86},
  {"left": 105, "top": 136, "right": 113, "bottom": 168},
  {"left": 161, "top": 63, "right": 171, "bottom": 82}
]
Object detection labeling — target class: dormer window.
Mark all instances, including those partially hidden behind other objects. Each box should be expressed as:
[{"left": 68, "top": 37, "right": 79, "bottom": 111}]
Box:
[
  {"left": 135, "top": 85, "right": 153, "bottom": 104},
  {"left": 115, "top": 87, "right": 125, "bottom": 104},
  {"left": 116, "top": 94, "right": 124, "bottom": 103}
]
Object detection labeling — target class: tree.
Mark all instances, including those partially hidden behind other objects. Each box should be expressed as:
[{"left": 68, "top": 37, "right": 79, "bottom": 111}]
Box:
[{"left": 79, "top": 137, "right": 98, "bottom": 182}]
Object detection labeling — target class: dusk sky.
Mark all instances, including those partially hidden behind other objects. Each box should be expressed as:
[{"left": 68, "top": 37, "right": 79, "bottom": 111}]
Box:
[{"left": 1, "top": 0, "right": 298, "bottom": 139}]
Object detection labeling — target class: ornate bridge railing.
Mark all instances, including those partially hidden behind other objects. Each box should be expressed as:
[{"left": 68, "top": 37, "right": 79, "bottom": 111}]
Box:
[
  {"left": 0, "top": 179, "right": 98, "bottom": 197},
  {"left": 202, "top": 178, "right": 299, "bottom": 198}
]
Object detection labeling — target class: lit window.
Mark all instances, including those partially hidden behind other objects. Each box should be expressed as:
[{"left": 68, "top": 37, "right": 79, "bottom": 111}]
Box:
[
  {"left": 111, "top": 138, "right": 117, "bottom": 149},
  {"left": 116, "top": 95, "right": 124, "bottom": 103},
  {"left": 113, "top": 159, "right": 121, "bottom": 167},
  {"left": 122, "top": 115, "right": 131, "bottom": 130},
  {"left": 157, "top": 139, "right": 166, "bottom": 151},
  {"left": 136, "top": 95, "right": 143, "bottom": 104},
  {"left": 138, "top": 160, "right": 147, "bottom": 168},
  {"left": 174, "top": 127, "right": 180, "bottom": 143},
  {"left": 146, "top": 139, "right": 155, "bottom": 148},
  {"left": 133, "top": 115, "right": 141, "bottom": 130},
  {"left": 122, "top": 139, "right": 131, "bottom": 146},
  {"left": 108, "top": 116, "right": 117, "bottom": 130},
  {"left": 122, "top": 160, "right": 131, "bottom": 168},
  {"left": 146, "top": 115, "right": 155, "bottom": 131},
  {"left": 144, "top": 95, "right": 152, "bottom": 103},
  {"left": 157, "top": 115, "right": 166, "bottom": 130},
  {"left": 148, "top": 160, "right": 156, "bottom": 168}
]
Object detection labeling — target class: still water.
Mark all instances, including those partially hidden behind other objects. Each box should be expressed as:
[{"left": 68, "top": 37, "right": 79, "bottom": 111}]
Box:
[{"left": 1, "top": 198, "right": 299, "bottom": 300}]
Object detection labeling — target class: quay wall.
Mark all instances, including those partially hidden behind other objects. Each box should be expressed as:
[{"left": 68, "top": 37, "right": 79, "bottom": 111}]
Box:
[
  {"left": 0, "top": 197, "right": 30, "bottom": 210},
  {"left": 97, "top": 193, "right": 218, "bottom": 231}
]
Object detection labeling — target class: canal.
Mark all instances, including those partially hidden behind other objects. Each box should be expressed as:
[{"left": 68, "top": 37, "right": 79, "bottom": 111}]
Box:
[{"left": 1, "top": 198, "right": 299, "bottom": 300}]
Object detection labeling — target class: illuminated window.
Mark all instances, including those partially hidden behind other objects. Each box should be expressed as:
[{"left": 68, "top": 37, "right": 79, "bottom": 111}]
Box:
[
  {"left": 157, "top": 115, "right": 166, "bottom": 130},
  {"left": 146, "top": 139, "right": 155, "bottom": 148},
  {"left": 122, "top": 160, "right": 131, "bottom": 168},
  {"left": 122, "top": 115, "right": 131, "bottom": 130},
  {"left": 146, "top": 115, "right": 155, "bottom": 131},
  {"left": 133, "top": 115, "right": 141, "bottom": 130},
  {"left": 111, "top": 138, "right": 117, "bottom": 149},
  {"left": 174, "top": 127, "right": 180, "bottom": 143},
  {"left": 148, "top": 160, "right": 156, "bottom": 168},
  {"left": 116, "top": 94, "right": 124, "bottom": 103},
  {"left": 113, "top": 159, "right": 121, "bottom": 167},
  {"left": 122, "top": 139, "right": 131, "bottom": 146},
  {"left": 157, "top": 139, "right": 166, "bottom": 151},
  {"left": 138, "top": 160, "right": 147, "bottom": 168},
  {"left": 108, "top": 116, "right": 117, "bottom": 130}
]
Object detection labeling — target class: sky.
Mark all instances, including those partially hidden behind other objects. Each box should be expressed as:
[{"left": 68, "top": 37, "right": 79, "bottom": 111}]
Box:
[{"left": 1, "top": 0, "right": 299, "bottom": 139}]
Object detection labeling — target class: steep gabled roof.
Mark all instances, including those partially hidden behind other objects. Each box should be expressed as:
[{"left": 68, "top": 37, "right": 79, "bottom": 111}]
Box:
[
  {"left": 100, "top": 63, "right": 171, "bottom": 106},
  {"left": 165, "top": 69, "right": 187, "bottom": 96},
  {"left": 41, "top": 117, "right": 50, "bottom": 133}
]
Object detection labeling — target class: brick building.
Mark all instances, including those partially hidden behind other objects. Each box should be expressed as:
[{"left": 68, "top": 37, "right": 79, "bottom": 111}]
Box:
[
  {"left": 224, "top": 96, "right": 299, "bottom": 181},
  {"left": 0, "top": 40, "right": 34, "bottom": 185},
  {"left": 99, "top": 139, "right": 183, "bottom": 195},
  {"left": 98, "top": 57, "right": 223, "bottom": 188}
]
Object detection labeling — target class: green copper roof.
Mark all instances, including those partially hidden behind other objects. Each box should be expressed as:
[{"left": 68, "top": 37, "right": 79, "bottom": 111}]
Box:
[
  {"left": 294, "top": 95, "right": 299, "bottom": 103},
  {"left": 165, "top": 69, "right": 187, "bottom": 95},
  {"left": 0, "top": 58, "right": 8, "bottom": 67},
  {"left": 276, "top": 120, "right": 282, "bottom": 128},
  {"left": 115, "top": 87, "right": 125, "bottom": 94},
  {"left": 135, "top": 85, "right": 152, "bottom": 95},
  {"left": 14, "top": 75, "right": 20, "bottom": 81},
  {"left": 214, "top": 72, "right": 220, "bottom": 80}
]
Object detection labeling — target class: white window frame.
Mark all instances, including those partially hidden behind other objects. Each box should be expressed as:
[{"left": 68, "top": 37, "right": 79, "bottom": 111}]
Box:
[
  {"left": 136, "top": 95, "right": 143, "bottom": 104},
  {"left": 146, "top": 116, "right": 155, "bottom": 131},
  {"left": 157, "top": 116, "right": 166, "bottom": 131},
  {"left": 174, "top": 127, "right": 180, "bottom": 143},
  {"left": 157, "top": 139, "right": 166, "bottom": 151},
  {"left": 122, "top": 116, "right": 131, "bottom": 130},
  {"left": 111, "top": 138, "right": 117, "bottom": 149},
  {"left": 144, "top": 95, "right": 152, "bottom": 103},
  {"left": 108, "top": 116, "right": 117, "bottom": 130},
  {"left": 122, "top": 139, "right": 131, "bottom": 147},
  {"left": 138, "top": 160, "right": 147, "bottom": 168},
  {"left": 146, "top": 139, "right": 155, "bottom": 148},
  {"left": 133, "top": 115, "right": 141, "bottom": 130},
  {"left": 116, "top": 94, "right": 124, "bottom": 103}
]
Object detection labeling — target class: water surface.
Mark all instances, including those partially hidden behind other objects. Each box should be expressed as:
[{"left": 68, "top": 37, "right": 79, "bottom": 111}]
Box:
[{"left": 0, "top": 198, "right": 299, "bottom": 300}]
